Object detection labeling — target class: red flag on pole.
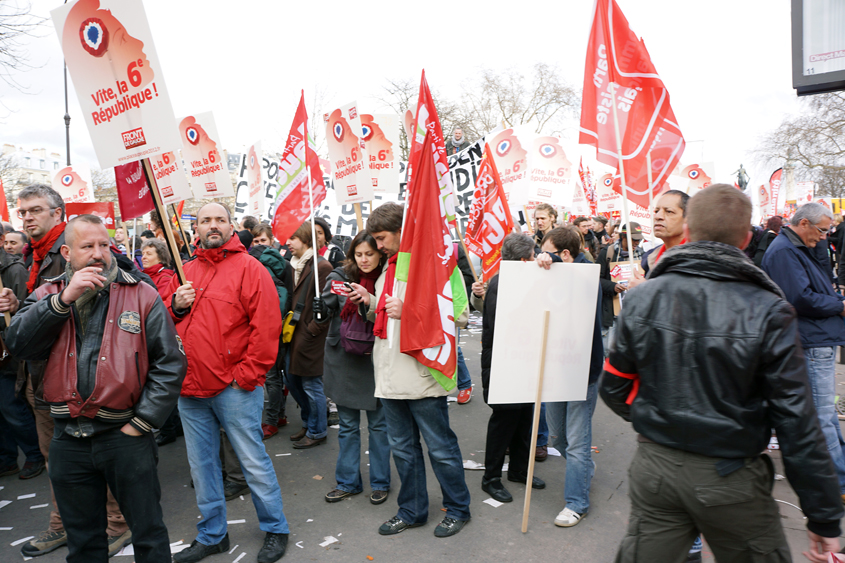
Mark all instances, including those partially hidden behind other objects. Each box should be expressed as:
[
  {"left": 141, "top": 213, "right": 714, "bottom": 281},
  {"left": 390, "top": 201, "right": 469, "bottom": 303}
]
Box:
[
  {"left": 579, "top": 157, "right": 598, "bottom": 217},
  {"left": 115, "top": 161, "right": 155, "bottom": 220},
  {"left": 395, "top": 132, "right": 468, "bottom": 388},
  {"left": 406, "top": 70, "right": 458, "bottom": 228},
  {"left": 579, "top": 0, "right": 684, "bottom": 209},
  {"left": 465, "top": 145, "right": 514, "bottom": 280},
  {"left": 271, "top": 92, "right": 325, "bottom": 245},
  {"left": 0, "top": 177, "right": 9, "bottom": 222}
]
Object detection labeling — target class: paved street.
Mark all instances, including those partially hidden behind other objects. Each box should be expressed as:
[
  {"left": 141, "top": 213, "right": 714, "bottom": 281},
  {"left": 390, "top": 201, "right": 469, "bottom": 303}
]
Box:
[{"left": 0, "top": 314, "right": 840, "bottom": 562}]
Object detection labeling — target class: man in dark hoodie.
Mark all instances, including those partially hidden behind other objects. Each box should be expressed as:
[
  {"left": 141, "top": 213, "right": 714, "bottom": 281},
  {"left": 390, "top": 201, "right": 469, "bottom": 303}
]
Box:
[{"left": 604, "top": 185, "right": 843, "bottom": 561}]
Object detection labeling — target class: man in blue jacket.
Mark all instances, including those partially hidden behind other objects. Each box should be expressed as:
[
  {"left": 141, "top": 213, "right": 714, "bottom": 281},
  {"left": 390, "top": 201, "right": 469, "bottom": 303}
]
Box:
[{"left": 762, "top": 202, "right": 845, "bottom": 502}]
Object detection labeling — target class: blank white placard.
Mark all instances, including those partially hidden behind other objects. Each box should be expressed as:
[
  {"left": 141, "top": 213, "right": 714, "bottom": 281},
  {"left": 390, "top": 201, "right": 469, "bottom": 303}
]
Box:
[{"left": 488, "top": 260, "right": 600, "bottom": 404}]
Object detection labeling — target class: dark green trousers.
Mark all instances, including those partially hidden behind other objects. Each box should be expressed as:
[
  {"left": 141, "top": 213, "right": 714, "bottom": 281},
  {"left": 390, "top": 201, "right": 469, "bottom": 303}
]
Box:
[{"left": 615, "top": 440, "right": 791, "bottom": 563}]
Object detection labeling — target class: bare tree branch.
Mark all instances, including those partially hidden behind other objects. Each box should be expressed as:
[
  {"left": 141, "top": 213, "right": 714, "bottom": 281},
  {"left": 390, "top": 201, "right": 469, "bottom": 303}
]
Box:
[{"left": 0, "top": 0, "right": 46, "bottom": 92}]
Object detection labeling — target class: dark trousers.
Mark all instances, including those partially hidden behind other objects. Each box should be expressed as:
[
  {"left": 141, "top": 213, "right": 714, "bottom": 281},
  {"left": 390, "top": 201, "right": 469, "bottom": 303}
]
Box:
[
  {"left": 49, "top": 427, "right": 170, "bottom": 563},
  {"left": 0, "top": 374, "right": 43, "bottom": 466},
  {"left": 616, "top": 441, "right": 790, "bottom": 563},
  {"left": 158, "top": 404, "right": 182, "bottom": 439},
  {"left": 483, "top": 404, "right": 533, "bottom": 481}
]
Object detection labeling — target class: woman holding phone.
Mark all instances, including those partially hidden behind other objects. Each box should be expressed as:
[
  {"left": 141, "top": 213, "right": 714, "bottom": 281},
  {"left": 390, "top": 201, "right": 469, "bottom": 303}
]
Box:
[{"left": 321, "top": 231, "right": 391, "bottom": 505}]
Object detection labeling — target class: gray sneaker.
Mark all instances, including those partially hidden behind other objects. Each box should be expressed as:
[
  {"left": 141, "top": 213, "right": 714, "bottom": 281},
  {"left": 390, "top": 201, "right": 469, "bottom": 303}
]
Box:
[
  {"left": 107, "top": 529, "right": 132, "bottom": 558},
  {"left": 21, "top": 529, "right": 68, "bottom": 557}
]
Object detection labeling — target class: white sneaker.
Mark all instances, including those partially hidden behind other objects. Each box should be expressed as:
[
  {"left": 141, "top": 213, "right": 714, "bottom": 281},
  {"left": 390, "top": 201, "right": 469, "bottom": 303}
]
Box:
[{"left": 554, "top": 507, "right": 583, "bottom": 527}]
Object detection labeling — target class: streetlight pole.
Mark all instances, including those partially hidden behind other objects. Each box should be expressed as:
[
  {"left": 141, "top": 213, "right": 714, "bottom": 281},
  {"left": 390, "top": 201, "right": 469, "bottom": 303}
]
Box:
[{"left": 63, "top": 0, "right": 70, "bottom": 166}]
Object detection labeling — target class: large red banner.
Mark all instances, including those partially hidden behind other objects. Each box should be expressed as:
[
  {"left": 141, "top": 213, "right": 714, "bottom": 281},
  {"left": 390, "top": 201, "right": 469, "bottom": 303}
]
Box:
[
  {"left": 115, "top": 160, "right": 154, "bottom": 220},
  {"left": 579, "top": 0, "right": 685, "bottom": 209}
]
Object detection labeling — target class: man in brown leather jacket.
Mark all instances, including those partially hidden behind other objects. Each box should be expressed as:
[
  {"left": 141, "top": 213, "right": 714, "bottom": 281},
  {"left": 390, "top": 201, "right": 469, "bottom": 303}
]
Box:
[{"left": 6, "top": 214, "right": 186, "bottom": 563}]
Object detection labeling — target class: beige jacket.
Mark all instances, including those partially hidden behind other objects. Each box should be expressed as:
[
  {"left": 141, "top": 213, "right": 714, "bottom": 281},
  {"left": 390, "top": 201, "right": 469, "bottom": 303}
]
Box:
[{"left": 367, "top": 261, "right": 468, "bottom": 400}]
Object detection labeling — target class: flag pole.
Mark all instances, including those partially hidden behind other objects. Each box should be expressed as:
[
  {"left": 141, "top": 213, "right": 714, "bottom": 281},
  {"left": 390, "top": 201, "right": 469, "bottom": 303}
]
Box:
[
  {"left": 141, "top": 158, "right": 186, "bottom": 285},
  {"left": 609, "top": 83, "right": 637, "bottom": 268},
  {"left": 453, "top": 219, "right": 479, "bottom": 284},
  {"left": 646, "top": 151, "right": 654, "bottom": 236},
  {"left": 303, "top": 92, "right": 322, "bottom": 309}
]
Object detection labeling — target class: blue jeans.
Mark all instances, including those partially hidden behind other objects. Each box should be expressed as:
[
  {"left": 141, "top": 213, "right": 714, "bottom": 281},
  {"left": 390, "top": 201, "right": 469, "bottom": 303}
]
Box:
[
  {"left": 538, "top": 403, "right": 549, "bottom": 447},
  {"left": 298, "top": 376, "right": 327, "bottom": 439},
  {"left": 179, "top": 386, "right": 289, "bottom": 545},
  {"left": 0, "top": 375, "right": 43, "bottom": 466},
  {"left": 805, "top": 346, "right": 845, "bottom": 493},
  {"left": 456, "top": 330, "right": 471, "bottom": 391},
  {"left": 336, "top": 404, "right": 391, "bottom": 493},
  {"left": 546, "top": 382, "right": 599, "bottom": 514},
  {"left": 381, "top": 397, "right": 471, "bottom": 523}
]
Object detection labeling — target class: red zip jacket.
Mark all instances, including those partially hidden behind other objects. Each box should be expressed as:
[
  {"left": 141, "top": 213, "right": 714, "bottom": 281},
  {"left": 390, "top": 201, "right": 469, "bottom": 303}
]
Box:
[{"left": 165, "top": 236, "right": 282, "bottom": 397}]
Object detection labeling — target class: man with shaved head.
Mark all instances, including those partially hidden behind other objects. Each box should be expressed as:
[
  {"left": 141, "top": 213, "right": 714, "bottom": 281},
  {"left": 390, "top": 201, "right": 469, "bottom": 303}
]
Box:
[
  {"left": 6, "top": 214, "right": 186, "bottom": 562},
  {"left": 166, "top": 203, "right": 290, "bottom": 563}
]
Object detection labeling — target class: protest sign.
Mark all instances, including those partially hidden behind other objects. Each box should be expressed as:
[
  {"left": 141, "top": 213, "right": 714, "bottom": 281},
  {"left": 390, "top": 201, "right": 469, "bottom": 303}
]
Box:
[
  {"left": 796, "top": 181, "right": 815, "bottom": 205},
  {"left": 66, "top": 201, "right": 116, "bottom": 236},
  {"left": 244, "top": 142, "right": 266, "bottom": 218},
  {"left": 235, "top": 151, "right": 282, "bottom": 222},
  {"left": 52, "top": 0, "right": 181, "bottom": 169},
  {"left": 149, "top": 151, "right": 191, "bottom": 205},
  {"left": 488, "top": 261, "right": 600, "bottom": 404},
  {"left": 527, "top": 136, "right": 577, "bottom": 207},
  {"left": 325, "top": 102, "right": 374, "bottom": 205},
  {"left": 488, "top": 127, "right": 532, "bottom": 206},
  {"left": 609, "top": 260, "right": 644, "bottom": 315},
  {"left": 52, "top": 163, "right": 94, "bottom": 203},
  {"left": 178, "top": 112, "right": 234, "bottom": 198},
  {"left": 666, "top": 162, "right": 714, "bottom": 195},
  {"left": 362, "top": 114, "right": 400, "bottom": 193},
  {"left": 114, "top": 160, "right": 154, "bottom": 220},
  {"left": 596, "top": 172, "right": 623, "bottom": 212}
]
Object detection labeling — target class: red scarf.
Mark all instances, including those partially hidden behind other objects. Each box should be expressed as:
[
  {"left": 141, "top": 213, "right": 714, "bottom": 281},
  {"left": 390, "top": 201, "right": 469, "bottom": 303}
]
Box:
[
  {"left": 318, "top": 245, "right": 328, "bottom": 257},
  {"left": 26, "top": 222, "right": 66, "bottom": 293},
  {"left": 340, "top": 268, "right": 381, "bottom": 321},
  {"left": 654, "top": 238, "right": 687, "bottom": 264},
  {"left": 373, "top": 255, "right": 397, "bottom": 339}
]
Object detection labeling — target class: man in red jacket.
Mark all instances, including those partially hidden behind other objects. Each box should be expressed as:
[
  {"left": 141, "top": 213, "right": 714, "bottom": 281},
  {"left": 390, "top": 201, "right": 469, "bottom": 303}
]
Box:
[{"left": 167, "top": 203, "right": 289, "bottom": 563}]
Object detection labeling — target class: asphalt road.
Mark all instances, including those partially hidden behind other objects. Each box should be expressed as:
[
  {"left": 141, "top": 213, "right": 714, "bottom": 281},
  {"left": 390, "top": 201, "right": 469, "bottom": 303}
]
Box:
[{"left": 0, "top": 313, "right": 839, "bottom": 562}]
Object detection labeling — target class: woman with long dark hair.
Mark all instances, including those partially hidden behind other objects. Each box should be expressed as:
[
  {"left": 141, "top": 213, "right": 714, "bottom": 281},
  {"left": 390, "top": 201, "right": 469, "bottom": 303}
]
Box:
[{"left": 321, "top": 231, "right": 391, "bottom": 504}]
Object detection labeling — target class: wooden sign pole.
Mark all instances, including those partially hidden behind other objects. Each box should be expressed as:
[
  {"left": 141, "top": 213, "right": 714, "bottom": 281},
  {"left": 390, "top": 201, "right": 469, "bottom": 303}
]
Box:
[
  {"left": 522, "top": 310, "right": 550, "bottom": 533},
  {"left": 141, "top": 158, "right": 186, "bottom": 285},
  {"left": 354, "top": 202, "right": 364, "bottom": 232},
  {"left": 523, "top": 206, "right": 534, "bottom": 235}
]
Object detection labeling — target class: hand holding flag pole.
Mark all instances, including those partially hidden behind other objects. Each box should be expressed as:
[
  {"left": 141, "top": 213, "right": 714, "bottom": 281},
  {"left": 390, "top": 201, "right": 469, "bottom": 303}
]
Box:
[{"left": 302, "top": 90, "right": 324, "bottom": 321}]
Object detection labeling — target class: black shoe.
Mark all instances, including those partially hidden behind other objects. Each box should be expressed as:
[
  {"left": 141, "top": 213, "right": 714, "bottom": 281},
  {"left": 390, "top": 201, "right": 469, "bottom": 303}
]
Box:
[
  {"left": 0, "top": 463, "right": 19, "bottom": 477},
  {"left": 173, "top": 534, "right": 230, "bottom": 563},
  {"left": 370, "top": 490, "right": 389, "bottom": 505},
  {"left": 19, "top": 459, "right": 45, "bottom": 480},
  {"left": 257, "top": 532, "right": 288, "bottom": 563},
  {"left": 378, "top": 516, "right": 425, "bottom": 535},
  {"left": 507, "top": 473, "right": 546, "bottom": 489},
  {"left": 224, "top": 480, "right": 250, "bottom": 501},
  {"left": 434, "top": 516, "right": 469, "bottom": 538},
  {"left": 155, "top": 433, "right": 177, "bottom": 446},
  {"left": 481, "top": 477, "right": 513, "bottom": 503},
  {"left": 325, "top": 488, "right": 360, "bottom": 503}
]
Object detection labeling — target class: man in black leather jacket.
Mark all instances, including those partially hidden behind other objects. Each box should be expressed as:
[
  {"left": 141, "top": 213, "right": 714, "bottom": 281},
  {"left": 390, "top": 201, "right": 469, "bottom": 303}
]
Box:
[{"left": 601, "top": 185, "right": 843, "bottom": 562}]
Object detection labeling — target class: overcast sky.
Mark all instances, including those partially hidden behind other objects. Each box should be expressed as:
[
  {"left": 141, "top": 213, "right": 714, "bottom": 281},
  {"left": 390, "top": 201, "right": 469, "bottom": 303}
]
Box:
[{"left": 1, "top": 0, "right": 804, "bottom": 188}]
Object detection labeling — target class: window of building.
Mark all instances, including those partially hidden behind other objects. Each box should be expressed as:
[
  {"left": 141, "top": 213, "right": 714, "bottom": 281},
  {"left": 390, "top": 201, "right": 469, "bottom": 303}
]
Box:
[
  {"left": 39, "top": 159, "right": 45, "bottom": 169},
  {"left": 24, "top": 158, "right": 30, "bottom": 167}
]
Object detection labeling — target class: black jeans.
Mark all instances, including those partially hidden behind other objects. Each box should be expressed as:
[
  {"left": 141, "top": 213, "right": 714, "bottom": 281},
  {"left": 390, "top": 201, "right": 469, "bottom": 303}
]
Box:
[
  {"left": 483, "top": 404, "right": 533, "bottom": 481},
  {"left": 49, "top": 426, "right": 170, "bottom": 563}
]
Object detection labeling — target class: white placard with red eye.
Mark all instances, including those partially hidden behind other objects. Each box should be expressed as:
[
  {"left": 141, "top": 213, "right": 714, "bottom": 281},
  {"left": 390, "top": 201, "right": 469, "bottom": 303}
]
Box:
[{"left": 52, "top": 162, "right": 95, "bottom": 204}]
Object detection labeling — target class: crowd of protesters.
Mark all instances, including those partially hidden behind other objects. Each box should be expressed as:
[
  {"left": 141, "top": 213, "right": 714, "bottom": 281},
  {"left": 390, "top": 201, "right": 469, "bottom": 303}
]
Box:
[{"left": 2, "top": 182, "right": 845, "bottom": 562}]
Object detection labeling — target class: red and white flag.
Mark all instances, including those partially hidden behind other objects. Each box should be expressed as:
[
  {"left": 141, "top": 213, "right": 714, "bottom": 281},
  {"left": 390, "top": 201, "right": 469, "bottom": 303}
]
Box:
[
  {"left": 115, "top": 161, "right": 154, "bottom": 220},
  {"left": 271, "top": 91, "right": 326, "bottom": 245},
  {"left": 465, "top": 145, "right": 515, "bottom": 280},
  {"left": 578, "top": 157, "right": 598, "bottom": 216},
  {"left": 769, "top": 168, "right": 783, "bottom": 217},
  {"left": 579, "top": 0, "right": 685, "bottom": 209},
  {"left": 407, "top": 70, "right": 458, "bottom": 227}
]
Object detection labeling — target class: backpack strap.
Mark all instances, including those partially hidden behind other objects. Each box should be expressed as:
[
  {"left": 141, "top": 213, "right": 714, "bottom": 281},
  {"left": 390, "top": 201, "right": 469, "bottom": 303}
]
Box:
[{"left": 291, "top": 272, "right": 312, "bottom": 324}]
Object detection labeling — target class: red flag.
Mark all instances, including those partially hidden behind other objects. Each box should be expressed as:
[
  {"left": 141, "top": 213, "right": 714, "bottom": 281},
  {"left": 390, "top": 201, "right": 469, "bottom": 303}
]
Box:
[
  {"left": 465, "top": 145, "right": 514, "bottom": 280},
  {"left": 0, "top": 177, "right": 9, "bottom": 223},
  {"left": 271, "top": 91, "right": 325, "bottom": 244},
  {"left": 769, "top": 168, "right": 783, "bottom": 217},
  {"left": 396, "top": 132, "right": 466, "bottom": 385},
  {"left": 407, "top": 70, "right": 458, "bottom": 227},
  {"left": 579, "top": 0, "right": 684, "bottom": 209},
  {"left": 115, "top": 161, "right": 155, "bottom": 220},
  {"left": 579, "top": 158, "right": 598, "bottom": 216}
]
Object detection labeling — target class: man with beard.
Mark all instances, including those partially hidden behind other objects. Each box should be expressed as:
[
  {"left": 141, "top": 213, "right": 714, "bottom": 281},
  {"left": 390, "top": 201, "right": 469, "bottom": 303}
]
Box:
[
  {"left": 167, "top": 203, "right": 290, "bottom": 563},
  {"left": 6, "top": 214, "right": 185, "bottom": 563}
]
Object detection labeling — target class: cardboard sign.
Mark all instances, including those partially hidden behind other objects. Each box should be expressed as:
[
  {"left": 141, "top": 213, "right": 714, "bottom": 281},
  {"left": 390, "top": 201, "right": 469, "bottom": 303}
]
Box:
[
  {"left": 325, "top": 101, "right": 374, "bottom": 205},
  {"left": 52, "top": 0, "right": 181, "bottom": 169},
  {"left": 488, "top": 127, "right": 532, "bottom": 206},
  {"left": 245, "top": 142, "right": 265, "bottom": 218},
  {"left": 52, "top": 163, "right": 94, "bottom": 203},
  {"left": 488, "top": 261, "right": 600, "bottom": 404},
  {"left": 149, "top": 151, "right": 191, "bottom": 205},
  {"left": 609, "top": 260, "right": 644, "bottom": 315},
  {"left": 362, "top": 113, "right": 400, "bottom": 194},
  {"left": 330, "top": 280, "right": 348, "bottom": 296},
  {"left": 178, "top": 112, "right": 234, "bottom": 198},
  {"left": 66, "top": 201, "right": 116, "bottom": 236}
]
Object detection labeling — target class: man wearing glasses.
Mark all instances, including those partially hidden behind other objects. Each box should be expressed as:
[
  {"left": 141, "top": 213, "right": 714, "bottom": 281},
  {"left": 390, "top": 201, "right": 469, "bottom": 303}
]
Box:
[{"left": 762, "top": 202, "right": 845, "bottom": 505}]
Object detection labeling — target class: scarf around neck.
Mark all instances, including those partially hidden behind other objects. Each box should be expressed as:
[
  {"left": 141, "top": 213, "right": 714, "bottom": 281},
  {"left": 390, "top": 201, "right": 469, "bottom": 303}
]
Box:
[
  {"left": 291, "top": 248, "right": 314, "bottom": 286},
  {"left": 373, "top": 255, "right": 397, "bottom": 339},
  {"left": 340, "top": 267, "right": 380, "bottom": 321},
  {"left": 26, "top": 222, "right": 66, "bottom": 293}
]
